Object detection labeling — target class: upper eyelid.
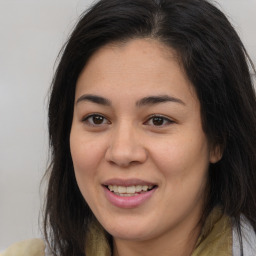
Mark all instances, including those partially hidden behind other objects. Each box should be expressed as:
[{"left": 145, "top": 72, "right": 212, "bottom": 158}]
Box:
[
  {"left": 82, "top": 113, "right": 109, "bottom": 121},
  {"left": 146, "top": 114, "right": 174, "bottom": 122}
]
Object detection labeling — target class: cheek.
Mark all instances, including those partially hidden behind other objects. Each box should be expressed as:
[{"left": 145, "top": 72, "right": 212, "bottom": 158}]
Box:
[
  {"left": 151, "top": 136, "right": 210, "bottom": 214},
  {"left": 69, "top": 131, "right": 106, "bottom": 197},
  {"left": 149, "top": 133, "right": 210, "bottom": 181},
  {"left": 69, "top": 137, "right": 104, "bottom": 212},
  {"left": 70, "top": 129, "right": 105, "bottom": 171},
  {"left": 71, "top": 143, "right": 99, "bottom": 173}
]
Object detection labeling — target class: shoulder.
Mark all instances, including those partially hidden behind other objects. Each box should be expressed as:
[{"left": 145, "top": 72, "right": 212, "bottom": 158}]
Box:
[{"left": 0, "top": 239, "right": 45, "bottom": 256}]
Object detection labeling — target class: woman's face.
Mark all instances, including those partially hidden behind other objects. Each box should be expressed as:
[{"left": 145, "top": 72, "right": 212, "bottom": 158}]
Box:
[{"left": 70, "top": 39, "right": 219, "bottom": 242}]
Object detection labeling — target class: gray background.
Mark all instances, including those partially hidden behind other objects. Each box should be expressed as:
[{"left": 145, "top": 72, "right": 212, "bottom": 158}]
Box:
[{"left": 0, "top": 0, "right": 255, "bottom": 251}]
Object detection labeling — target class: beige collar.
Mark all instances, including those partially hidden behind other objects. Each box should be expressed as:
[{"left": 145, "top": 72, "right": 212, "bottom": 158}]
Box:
[{"left": 192, "top": 207, "right": 232, "bottom": 256}]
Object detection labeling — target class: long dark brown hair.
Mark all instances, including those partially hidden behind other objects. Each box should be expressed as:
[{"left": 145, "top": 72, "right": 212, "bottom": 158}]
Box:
[{"left": 44, "top": 0, "right": 256, "bottom": 255}]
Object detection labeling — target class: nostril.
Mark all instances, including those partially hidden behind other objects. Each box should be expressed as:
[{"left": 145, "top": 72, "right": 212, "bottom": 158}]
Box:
[{"left": 105, "top": 138, "right": 148, "bottom": 167}]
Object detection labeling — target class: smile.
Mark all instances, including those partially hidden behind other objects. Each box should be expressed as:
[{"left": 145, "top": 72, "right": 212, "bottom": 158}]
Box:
[
  {"left": 107, "top": 185, "right": 154, "bottom": 196},
  {"left": 103, "top": 180, "right": 157, "bottom": 208}
]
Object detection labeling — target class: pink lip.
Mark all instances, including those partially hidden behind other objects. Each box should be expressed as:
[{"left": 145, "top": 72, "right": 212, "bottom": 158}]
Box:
[
  {"left": 103, "top": 185, "right": 157, "bottom": 209},
  {"left": 103, "top": 178, "right": 155, "bottom": 187}
]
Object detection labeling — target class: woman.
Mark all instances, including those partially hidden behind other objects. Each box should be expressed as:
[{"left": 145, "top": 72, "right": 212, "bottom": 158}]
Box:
[{"left": 1, "top": 0, "right": 256, "bottom": 255}]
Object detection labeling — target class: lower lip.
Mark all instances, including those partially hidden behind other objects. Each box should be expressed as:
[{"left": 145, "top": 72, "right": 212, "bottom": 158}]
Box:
[{"left": 103, "top": 186, "right": 156, "bottom": 209}]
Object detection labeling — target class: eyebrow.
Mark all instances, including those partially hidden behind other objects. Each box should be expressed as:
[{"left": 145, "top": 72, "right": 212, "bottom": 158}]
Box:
[
  {"left": 136, "top": 95, "right": 185, "bottom": 107},
  {"left": 76, "top": 94, "right": 111, "bottom": 106},
  {"left": 76, "top": 94, "right": 185, "bottom": 107}
]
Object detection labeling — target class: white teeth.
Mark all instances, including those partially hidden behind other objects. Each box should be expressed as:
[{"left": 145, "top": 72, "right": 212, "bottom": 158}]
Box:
[
  {"left": 116, "top": 193, "right": 136, "bottom": 197},
  {"left": 135, "top": 185, "right": 142, "bottom": 192},
  {"left": 118, "top": 186, "right": 126, "bottom": 193},
  {"left": 126, "top": 186, "right": 136, "bottom": 193},
  {"left": 142, "top": 185, "right": 148, "bottom": 191},
  {"left": 107, "top": 185, "right": 154, "bottom": 194}
]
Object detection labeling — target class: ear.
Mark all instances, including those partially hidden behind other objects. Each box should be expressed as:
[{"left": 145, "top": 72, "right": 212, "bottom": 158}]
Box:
[{"left": 209, "top": 145, "right": 223, "bottom": 164}]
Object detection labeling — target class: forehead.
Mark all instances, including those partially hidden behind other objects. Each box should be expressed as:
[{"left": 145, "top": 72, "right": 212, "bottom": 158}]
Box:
[
  {"left": 75, "top": 38, "right": 197, "bottom": 104},
  {"left": 82, "top": 38, "right": 179, "bottom": 75}
]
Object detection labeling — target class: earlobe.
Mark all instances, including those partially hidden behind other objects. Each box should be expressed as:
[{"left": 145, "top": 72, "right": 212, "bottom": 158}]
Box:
[{"left": 209, "top": 145, "right": 223, "bottom": 164}]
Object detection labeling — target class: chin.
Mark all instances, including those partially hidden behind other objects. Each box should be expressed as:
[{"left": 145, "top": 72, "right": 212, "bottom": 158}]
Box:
[{"left": 103, "top": 220, "right": 156, "bottom": 241}]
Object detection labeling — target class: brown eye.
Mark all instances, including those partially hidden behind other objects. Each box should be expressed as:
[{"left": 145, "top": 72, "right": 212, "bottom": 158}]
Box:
[
  {"left": 152, "top": 116, "right": 165, "bottom": 126},
  {"left": 145, "top": 115, "right": 174, "bottom": 127},
  {"left": 83, "top": 114, "right": 109, "bottom": 126},
  {"left": 92, "top": 115, "right": 104, "bottom": 124}
]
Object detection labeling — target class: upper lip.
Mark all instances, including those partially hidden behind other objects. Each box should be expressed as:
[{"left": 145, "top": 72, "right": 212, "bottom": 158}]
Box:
[{"left": 103, "top": 178, "right": 156, "bottom": 187}]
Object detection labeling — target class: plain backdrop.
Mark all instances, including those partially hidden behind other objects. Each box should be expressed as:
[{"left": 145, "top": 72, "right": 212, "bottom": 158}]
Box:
[{"left": 0, "top": 0, "right": 255, "bottom": 251}]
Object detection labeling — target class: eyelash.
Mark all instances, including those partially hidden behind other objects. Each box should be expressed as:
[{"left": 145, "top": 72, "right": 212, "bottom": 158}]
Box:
[
  {"left": 82, "top": 114, "right": 110, "bottom": 127},
  {"left": 144, "top": 115, "right": 174, "bottom": 127},
  {"left": 82, "top": 114, "right": 174, "bottom": 128}
]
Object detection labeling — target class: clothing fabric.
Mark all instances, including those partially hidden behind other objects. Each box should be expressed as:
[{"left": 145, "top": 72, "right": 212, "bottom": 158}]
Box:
[
  {"left": 1, "top": 209, "right": 255, "bottom": 256},
  {"left": 232, "top": 215, "right": 256, "bottom": 256},
  {"left": 191, "top": 207, "right": 232, "bottom": 256},
  {"left": 0, "top": 239, "right": 45, "bottom": 256}
]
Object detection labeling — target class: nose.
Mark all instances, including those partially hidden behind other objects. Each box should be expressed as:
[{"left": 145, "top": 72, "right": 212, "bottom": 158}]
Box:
[{"left": 105, "top": 123, "right": 147, "bottom": 167}]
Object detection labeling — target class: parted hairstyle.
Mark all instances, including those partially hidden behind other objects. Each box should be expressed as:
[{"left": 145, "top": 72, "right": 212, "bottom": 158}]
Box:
[{"left": 44, "top": 0, "right": 256, "bottom": 255}]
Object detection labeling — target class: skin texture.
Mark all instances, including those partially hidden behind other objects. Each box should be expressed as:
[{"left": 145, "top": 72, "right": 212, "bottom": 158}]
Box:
[{"left": 70, "top": 39, "right": 220, "bottom": 256}]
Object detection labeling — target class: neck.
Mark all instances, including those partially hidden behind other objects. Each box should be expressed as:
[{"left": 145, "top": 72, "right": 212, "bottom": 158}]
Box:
[{"left": 112, "top": 223, "right": 201, "bottom": 256}]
